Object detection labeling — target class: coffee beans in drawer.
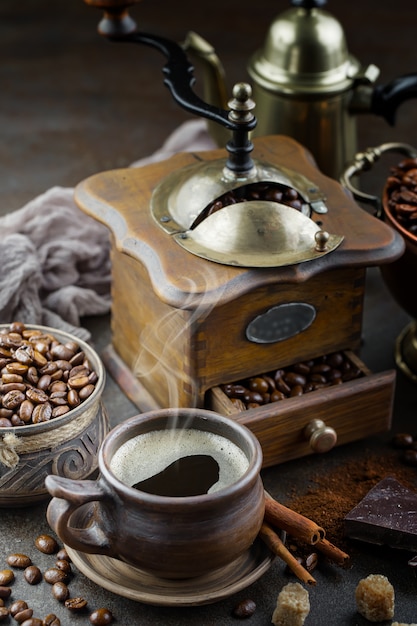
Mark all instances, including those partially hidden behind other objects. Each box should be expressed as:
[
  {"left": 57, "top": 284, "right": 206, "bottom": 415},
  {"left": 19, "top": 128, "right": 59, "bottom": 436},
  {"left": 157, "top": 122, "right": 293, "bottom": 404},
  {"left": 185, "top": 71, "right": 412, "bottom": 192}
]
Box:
[{"left": 221, "top": 352, "right": 363, "bottom": 410}]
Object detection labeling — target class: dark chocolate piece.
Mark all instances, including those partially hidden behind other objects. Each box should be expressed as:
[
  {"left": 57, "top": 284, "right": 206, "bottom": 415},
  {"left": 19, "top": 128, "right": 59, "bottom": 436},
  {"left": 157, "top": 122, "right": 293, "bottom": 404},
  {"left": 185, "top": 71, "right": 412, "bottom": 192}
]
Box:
[{"left": 344, "top": 476, "right": 417, "bottom": 551}]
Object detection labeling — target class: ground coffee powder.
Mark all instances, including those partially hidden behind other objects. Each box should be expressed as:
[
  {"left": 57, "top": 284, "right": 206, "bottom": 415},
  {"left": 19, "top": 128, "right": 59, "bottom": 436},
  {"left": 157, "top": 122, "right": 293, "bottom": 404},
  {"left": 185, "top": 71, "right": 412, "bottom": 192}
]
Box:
[{"left": 284, "top": 449, "right": 417, "bottom": 552}]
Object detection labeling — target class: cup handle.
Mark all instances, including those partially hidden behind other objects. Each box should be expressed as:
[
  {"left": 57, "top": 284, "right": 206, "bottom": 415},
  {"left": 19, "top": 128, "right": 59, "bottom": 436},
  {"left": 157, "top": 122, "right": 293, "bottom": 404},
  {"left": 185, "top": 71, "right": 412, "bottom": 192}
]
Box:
[{"left": 45, "top": 474, "right": 115, "bottom": 557}]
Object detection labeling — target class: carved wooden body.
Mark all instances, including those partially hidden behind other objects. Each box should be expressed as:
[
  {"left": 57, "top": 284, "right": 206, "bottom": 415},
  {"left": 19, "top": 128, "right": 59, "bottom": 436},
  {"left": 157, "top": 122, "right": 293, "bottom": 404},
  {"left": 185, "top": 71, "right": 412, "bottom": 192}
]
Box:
[{"left": 75, "top": 135, "right": 401, "bottom": 466}]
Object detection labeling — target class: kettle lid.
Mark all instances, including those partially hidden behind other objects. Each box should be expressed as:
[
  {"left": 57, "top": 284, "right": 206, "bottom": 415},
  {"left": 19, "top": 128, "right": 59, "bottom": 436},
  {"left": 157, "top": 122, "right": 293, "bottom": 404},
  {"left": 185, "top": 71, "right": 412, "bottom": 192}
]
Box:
[{"left": 248, "top": 0, "right": 362, "bottom": 94}]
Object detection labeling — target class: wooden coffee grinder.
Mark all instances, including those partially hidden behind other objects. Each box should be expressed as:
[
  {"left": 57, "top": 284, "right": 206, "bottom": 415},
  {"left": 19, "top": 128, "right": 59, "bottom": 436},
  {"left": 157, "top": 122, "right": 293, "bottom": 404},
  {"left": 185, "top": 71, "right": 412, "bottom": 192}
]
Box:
[{"left": 77, "top": 1, "right": 404, "bottom": 467}]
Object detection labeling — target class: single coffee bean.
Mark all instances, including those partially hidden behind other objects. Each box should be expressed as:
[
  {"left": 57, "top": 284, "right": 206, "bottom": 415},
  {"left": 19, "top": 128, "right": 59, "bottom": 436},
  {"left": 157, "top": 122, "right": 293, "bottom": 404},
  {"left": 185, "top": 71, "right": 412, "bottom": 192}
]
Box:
[
  {"left": 7, "top": 553, "right": 32, "bottom": 568},
  {"left": 284, "top": 372, "right": 306, "bottom": 387},
  {"left": 0, "top": 607, "right": 9, "bottom": 621},
  {"left": 10, "top": 600, "right": 29, "bottom": 616},
  {"left": 52, "top": 405, "right": 70, "bottom": 418},
  {"left": 89, "top": 608, "right": 114, "bottom": 625},
  {"left": 14, "top": 607, "right": 34, "bottom": 623},
  {"left": 44, "top": 568, "right": 68, "bottom": 585},
  {"left": 64, "top": 597, "right": 88, "bottom": 611},
  {"left": 35, "top": 534, "right": 58, "bottom": 554},
  {"left": 56, "top": 548, "right": 70, "bottom": 562},
  {"left": 243, "top": 390, "right": 264, "bottom": 405},
  {"left": 289, "top": 384, "right": 304, "bottom": 397},
  {"left": 24, "top": 565, "right": 42, "bottom": 585},
  {"left": 232, "top": 598, "right": 256, "bottom": 618},
  {"left": 43, "top": 614, "right": 60, "bottom": 626},
  {"left": 0, "top": 587, "right": 11, "bottom": 599},
  {"left": 55, "top": 559, "right": 71, "bottom": 575},
  {"left": 248, "top": 377, "right": 269, "bottom": 394},
  {"left": 0, "top": 569, "right": 14, "bottom": 585},
  {"left": 52, "top": 581, "right": 69, "bottom": 603},
  {"left": 391, "top": 432, "right": 414, "bottom": 449},
  {"left": 2, "top": 389, "right": 25, "bottom": 409}
]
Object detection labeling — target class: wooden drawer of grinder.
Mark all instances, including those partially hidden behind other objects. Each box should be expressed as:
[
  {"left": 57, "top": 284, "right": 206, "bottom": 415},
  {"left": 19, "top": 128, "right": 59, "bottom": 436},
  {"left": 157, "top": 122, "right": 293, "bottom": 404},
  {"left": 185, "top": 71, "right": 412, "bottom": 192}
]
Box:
[{"left": 208, "top": 351, "right": 395, "bottom": 468}]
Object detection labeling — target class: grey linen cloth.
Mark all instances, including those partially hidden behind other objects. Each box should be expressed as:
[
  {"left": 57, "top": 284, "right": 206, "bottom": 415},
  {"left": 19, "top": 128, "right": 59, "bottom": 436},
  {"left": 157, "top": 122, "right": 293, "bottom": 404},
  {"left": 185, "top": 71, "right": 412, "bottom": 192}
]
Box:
[
  {"left": 0, "top": 186, "right": 111, "bottom": 342},
  {"left": 0, "top": 120, "right": 216, "bottom": 342}
]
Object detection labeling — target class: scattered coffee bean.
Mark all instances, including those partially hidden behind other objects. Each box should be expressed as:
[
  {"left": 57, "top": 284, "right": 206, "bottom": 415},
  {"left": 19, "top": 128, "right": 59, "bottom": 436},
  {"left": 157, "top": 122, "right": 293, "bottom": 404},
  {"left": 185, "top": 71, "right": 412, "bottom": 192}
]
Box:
[
  {"left": 64, "top": 597, "right": 88, "bottom": 611},
  {"left": 0, "top": 322, "right": 99, "bottom": 427},
  {"left": 6, "top": 553, "right": 32, "bottom": 568},
  {"left": 10, "top": 600, "right": 29, "bottom": 616},
  {"left": 34, "top": 534, "right": 58, "bottom": 555},
  {"left": 55, "top": 548, "right": 70, "bottom": 562},
  {"left": 391, "top": 431, "right": 417, "bottom": 467},
  {"left": 55, "top": 559, "right": 71, "bottom": 576},
  {"left": 89, "top": 607, "right": 114, "bottom": 625},
  {"left": 51, "top": 581, "right": 70, "bottom": 603},
  {"left": 43, "top": 614, "right": 60, "bottom": 626},
  {"left": 0, "top": 587, "right": 11, "bottom": 599},
  {"left": 391, "top": 432, "right": 414, "bottom": 448},
  {"left": 0, "top": 569, "right": 14, "bottom": 585},
  {"left": 232, "top": 598, "right": 256, "bottom": 619},
  {"left": 24, "top": 565, "right": 42, "bottom": 585},
  {"left": 43, "top": 568, "right": 68, "bottom": 585},
  {"left": 14, "top": 607, "right": 34, "bottom": 623}
]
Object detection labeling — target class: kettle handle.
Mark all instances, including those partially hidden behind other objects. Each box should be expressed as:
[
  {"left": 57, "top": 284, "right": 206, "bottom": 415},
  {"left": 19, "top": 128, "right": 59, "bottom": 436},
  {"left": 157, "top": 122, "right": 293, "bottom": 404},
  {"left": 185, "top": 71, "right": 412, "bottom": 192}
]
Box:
[
  {"left": 340, "top": 142, "right": 417, "bottom": 217},
  {"left": 371, "top": 73, "right": 417, "bottom": 125}
]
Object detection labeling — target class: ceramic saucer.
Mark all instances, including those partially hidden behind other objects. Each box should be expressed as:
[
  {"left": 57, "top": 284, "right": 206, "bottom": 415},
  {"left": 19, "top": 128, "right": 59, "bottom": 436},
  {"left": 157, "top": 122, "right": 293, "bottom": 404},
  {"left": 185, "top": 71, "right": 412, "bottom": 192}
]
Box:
[{"left": 65, "top": 504, "right": 274, "bottom": 606}]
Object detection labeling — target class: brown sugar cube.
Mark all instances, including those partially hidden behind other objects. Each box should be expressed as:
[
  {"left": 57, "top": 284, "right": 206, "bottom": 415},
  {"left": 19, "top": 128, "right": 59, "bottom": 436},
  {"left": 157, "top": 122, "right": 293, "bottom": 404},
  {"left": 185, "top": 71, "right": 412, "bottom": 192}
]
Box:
[
  {"left": 355, "top": 574, "right": 394, "bottom": 622},
  {"left": 271, "top": 582, "right": 310, "bottom": 626}
]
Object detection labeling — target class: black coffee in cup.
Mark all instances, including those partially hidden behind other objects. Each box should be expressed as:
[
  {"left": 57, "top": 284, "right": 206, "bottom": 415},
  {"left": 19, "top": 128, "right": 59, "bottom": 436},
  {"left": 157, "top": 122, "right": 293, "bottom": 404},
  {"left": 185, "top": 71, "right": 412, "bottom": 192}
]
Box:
[{"left": 110, "top": 428, "right": 249, "bottom": 497}]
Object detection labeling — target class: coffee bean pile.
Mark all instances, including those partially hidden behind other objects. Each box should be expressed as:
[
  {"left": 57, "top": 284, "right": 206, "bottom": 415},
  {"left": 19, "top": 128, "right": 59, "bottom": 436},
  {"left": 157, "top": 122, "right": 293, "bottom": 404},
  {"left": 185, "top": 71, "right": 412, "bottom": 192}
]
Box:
[
  {"left": 0, "top": 322, "right": 98, "bottom": 427},
  {"left": 386, "top": 157, "right": 417, "bottom": 237},
  {"left": 391, "top": 432, "right": 417, "bottom": 467},
  {"left": 0, "top": 533, "right": 113, "bottom": 624},
  {"left": 221, "top": 352, "right": 363, "bottom": 410},
  {"left": 192, "top": 181, "right": 306, "bottom": 227}
]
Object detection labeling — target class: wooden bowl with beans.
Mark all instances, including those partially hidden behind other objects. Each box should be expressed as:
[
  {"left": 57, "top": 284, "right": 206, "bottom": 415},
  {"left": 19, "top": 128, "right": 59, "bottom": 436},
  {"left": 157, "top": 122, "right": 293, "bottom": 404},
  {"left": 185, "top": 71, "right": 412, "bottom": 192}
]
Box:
[{"left": 0, "top": 322, "right": 109, "bottom": 506}]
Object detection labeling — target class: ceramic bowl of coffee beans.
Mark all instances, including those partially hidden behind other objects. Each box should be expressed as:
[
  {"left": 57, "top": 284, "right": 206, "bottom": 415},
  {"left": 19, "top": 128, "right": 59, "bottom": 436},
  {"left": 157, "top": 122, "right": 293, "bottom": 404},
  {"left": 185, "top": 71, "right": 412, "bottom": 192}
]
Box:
[{"left": 0, "top": 322, "right": 109, "bottom": 506}]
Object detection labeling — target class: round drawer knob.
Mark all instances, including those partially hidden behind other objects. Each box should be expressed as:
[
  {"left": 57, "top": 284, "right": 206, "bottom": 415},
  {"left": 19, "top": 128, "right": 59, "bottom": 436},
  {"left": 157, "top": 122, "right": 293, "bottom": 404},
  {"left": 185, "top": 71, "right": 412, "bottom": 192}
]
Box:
[{"left": 304, "top": 419, "right": 337, "bottom": 453}]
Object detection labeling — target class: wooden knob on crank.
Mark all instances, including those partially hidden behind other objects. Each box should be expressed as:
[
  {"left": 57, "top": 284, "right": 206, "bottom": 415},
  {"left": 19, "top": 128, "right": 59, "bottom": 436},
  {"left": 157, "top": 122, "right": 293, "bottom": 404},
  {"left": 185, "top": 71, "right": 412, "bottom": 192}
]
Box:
[
  {"left": 83, "top": 0, "right": 142, "bottom": 35},
  {"left": 304, "top": 419, "right": 337, "bottom": 453}
]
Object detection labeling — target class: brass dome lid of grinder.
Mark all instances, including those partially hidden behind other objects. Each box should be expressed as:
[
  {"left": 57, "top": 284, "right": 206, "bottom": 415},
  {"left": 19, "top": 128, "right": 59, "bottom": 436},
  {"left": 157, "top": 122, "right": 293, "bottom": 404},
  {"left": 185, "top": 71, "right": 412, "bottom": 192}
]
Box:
[{"left": 150, "top": 81, "right": 342, "bottom": 268}]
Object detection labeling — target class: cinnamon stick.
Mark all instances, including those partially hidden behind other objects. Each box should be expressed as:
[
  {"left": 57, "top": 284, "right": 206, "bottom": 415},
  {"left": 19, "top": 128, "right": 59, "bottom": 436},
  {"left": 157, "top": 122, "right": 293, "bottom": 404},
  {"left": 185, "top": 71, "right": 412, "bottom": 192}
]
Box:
[
  {"left": 259, "top": 522, "right": 316, "bottom": 586},
  {"left": 315, "top": 538, "right": 350, "bottom": 567},
  {"left": 264, "top": 494, "right": 325, "bottom": 545}
]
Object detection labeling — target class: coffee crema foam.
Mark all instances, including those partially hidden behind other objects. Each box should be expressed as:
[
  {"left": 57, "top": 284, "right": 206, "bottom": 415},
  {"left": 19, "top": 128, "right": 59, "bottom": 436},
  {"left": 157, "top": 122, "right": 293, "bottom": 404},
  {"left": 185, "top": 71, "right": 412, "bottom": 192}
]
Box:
[{"left": 110, "top": 429, "right": 249, "bottom": 495}]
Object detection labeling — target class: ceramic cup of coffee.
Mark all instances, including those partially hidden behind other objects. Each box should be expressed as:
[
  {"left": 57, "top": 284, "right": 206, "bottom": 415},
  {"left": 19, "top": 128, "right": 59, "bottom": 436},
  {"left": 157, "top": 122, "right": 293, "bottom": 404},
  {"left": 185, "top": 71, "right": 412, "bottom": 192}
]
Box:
[{"left": 45, "top": 407, "right": 265, "bottom": 579}]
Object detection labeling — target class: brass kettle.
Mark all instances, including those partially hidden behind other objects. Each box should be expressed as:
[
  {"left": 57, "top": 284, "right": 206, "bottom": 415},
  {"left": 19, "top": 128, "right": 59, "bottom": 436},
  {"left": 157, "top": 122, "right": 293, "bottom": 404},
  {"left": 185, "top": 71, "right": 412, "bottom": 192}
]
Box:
[{"left": 184, "top": 0, "right": 417, "bottom": 179}]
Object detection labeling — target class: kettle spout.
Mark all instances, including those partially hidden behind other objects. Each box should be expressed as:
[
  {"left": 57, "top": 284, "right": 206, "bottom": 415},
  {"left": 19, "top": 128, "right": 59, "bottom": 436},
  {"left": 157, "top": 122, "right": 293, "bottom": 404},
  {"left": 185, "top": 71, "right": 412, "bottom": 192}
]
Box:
[{"left": 182, "top": 31, "right": 230, "bottom": 146}]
